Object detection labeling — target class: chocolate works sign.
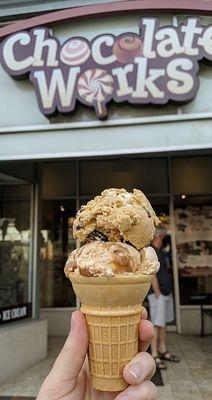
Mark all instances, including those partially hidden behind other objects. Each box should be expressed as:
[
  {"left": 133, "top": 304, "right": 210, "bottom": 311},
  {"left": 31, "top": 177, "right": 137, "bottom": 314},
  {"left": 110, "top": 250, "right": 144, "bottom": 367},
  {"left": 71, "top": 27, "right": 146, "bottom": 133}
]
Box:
[{"left": 0, "top": 17, "right": 212, "bottom": 119}]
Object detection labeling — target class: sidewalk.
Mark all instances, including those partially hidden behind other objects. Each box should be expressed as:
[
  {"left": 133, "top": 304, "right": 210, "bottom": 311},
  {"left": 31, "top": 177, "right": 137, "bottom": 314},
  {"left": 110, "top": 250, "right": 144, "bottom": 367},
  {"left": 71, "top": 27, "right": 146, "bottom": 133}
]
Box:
[{"left": 0, "top": 334, "right": 211, "bottom": 399}]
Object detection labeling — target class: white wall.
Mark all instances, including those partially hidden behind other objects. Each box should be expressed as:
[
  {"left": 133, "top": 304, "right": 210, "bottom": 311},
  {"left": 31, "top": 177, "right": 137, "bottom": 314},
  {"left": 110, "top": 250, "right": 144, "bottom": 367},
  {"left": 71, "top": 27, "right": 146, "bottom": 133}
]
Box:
[
  {"left": 40, "top": 309, "right": 73, "bottom": 336},
  {"left": 181, "top": 308, "right": 212, "bottom": 335},
  {"left": 1, "top": 117, "right": 212, "bottom": 161},
  {"left": 0, "top": 320, "right": 48, "bottom": 385}
]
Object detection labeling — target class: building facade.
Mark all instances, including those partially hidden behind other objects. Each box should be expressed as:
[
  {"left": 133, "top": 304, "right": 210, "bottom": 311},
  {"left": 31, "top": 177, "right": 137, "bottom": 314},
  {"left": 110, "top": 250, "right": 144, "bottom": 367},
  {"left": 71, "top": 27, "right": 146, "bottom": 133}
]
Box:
[{"left": 0, "top": 0, "right": 212, "bottom": 384}]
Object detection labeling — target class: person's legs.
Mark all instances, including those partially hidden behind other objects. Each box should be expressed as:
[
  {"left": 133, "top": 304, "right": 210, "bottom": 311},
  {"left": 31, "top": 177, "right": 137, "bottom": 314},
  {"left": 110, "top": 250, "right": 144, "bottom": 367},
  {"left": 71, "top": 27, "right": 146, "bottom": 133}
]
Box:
[
  {"left": 147, "top": 295, "right": 159, "bottom": 356},
  {"left": 151, "top": 325, "right": 167, "bottom": 369},
  {"left": 151, "top": 325, "right": 159, "bottom": 357},
  {"left": 158, "top": 326, "right": 166, "bottom": 354},
  {"left": 148, "top": 294, "right": 167, "bottom": 369},
  {"left": 158, "top": 294, "right": 180, "bottom": 362}
]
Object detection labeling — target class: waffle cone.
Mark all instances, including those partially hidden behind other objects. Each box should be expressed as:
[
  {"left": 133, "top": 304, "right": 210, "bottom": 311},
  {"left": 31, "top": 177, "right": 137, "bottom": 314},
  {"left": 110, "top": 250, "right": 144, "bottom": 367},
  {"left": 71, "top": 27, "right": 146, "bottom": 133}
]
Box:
[{"left": 69, "top": 273, "right": 152, "bottom": 392}]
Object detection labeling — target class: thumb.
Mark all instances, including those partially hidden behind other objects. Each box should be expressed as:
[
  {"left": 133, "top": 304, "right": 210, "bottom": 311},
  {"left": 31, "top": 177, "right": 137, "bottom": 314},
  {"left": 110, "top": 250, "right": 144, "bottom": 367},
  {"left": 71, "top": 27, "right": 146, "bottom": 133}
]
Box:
[{"left": 46, "top": 311, "right": 88, "bottom": 388}]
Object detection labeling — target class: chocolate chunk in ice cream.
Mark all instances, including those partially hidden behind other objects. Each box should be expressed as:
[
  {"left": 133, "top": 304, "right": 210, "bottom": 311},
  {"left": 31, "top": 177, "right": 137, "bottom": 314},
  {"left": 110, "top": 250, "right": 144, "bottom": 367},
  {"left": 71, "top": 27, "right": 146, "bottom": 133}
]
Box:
[{"left": 86, "top": 229, "right": 108, "bottom": 242}]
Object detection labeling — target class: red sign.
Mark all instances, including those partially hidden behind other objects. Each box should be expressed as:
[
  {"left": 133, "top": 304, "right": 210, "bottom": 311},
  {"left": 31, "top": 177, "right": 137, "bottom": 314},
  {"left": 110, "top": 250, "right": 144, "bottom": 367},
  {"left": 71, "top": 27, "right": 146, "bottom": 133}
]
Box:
[{"left": 0, "top": 17, "right": 212, "bottom": 119}]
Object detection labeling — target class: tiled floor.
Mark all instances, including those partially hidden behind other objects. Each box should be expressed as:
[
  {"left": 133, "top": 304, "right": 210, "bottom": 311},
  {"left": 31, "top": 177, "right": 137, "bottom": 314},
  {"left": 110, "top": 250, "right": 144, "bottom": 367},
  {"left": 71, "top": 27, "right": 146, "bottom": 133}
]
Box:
[{"left": 0, "top": 334, "right": 211, "bottom": 400}]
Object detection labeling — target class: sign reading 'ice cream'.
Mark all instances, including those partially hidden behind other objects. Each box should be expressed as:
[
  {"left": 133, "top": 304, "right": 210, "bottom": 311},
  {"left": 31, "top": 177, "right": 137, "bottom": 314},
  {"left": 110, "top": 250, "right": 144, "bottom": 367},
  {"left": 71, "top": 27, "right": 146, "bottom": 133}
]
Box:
[
  {"left": 1, "top": 17, "right": 212, "bottom": 119},
  {"left": 0, "top": 303, "right": 32, "bottom": 325}
]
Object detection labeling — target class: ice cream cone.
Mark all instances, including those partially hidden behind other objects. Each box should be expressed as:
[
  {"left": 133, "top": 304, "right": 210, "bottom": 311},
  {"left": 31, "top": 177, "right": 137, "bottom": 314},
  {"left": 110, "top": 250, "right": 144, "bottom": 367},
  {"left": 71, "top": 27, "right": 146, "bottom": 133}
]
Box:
[{"left": 68, "top": 273, "right": 152, "bottom": 391}]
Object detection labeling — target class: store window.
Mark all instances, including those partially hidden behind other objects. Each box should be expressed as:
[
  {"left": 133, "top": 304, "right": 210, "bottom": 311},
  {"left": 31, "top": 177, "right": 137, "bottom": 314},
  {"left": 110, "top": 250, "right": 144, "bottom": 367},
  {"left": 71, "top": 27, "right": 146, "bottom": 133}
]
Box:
[
  {"left": 172, "top": 156, "right": 212, "bottom": 194},
  {"left": 42, "top": 161, "right": 76, "bottom": 198},
  {"left": 40, "top": 157, "right": 170, "bottom": 308},
  {"left": 0, "top": 185, "right": 32, "bottom": 324},
  {"left": 80, "top": 157, "right": 168, "bottom": 196},
  {"left": 40, "top": 199, "right": 76, "bottom": 308},
  {"left": 40, "top": 161, "right": 77, "bottom": 307},
  {"left": 174, "top": 195, "right": 212, "bottom": 305},
  {"left": 172, "top": 156, "right": 212, "bottom": 305}
]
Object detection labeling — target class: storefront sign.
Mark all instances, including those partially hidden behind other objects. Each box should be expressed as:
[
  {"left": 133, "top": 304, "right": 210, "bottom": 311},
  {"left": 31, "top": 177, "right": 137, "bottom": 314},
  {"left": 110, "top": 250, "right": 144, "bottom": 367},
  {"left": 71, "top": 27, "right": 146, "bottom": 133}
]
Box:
[
  {"left": 0, "top": 302, "right": 32, "bottom": 325},
  {"left": 0, "top": 17, "right": 212, "bottom": 119}
]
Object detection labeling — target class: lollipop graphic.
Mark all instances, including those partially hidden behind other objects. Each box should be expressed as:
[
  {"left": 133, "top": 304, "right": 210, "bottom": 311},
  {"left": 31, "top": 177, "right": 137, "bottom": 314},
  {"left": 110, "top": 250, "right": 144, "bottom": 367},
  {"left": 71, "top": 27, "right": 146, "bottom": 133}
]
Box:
[
  {"left": 60, "top": 39, "right": 90, "bottom": 66},
  {"left": 77, "top": 69, "right": 114, "bottom": 118}
]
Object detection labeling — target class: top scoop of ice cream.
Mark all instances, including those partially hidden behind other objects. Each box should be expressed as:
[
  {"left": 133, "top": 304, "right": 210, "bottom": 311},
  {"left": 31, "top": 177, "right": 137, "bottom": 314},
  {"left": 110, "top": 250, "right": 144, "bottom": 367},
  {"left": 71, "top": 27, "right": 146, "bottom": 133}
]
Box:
[
  {"left": 73, "top": 188, "right": 160, "bottom": 250},
  {"left": 65, "top": 241, "right": 159, "bottom": 277}
]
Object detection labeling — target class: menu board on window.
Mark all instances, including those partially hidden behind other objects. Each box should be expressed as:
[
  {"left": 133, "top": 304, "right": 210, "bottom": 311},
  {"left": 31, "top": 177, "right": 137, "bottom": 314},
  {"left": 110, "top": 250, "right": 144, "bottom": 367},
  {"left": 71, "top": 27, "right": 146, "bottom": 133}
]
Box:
[{"left": 175, "top": 206, "right": 212, "bottom": 272}]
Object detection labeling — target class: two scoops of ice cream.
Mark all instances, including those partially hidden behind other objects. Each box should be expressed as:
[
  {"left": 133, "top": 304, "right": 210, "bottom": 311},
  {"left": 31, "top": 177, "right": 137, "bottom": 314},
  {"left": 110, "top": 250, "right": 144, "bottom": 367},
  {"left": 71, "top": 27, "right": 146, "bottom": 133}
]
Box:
[
  {"left": 64, "top": 188, "right": 160, "bottom": 391},
  {"left": 65, "top": 188, "right": 160, "bottom": 278}
]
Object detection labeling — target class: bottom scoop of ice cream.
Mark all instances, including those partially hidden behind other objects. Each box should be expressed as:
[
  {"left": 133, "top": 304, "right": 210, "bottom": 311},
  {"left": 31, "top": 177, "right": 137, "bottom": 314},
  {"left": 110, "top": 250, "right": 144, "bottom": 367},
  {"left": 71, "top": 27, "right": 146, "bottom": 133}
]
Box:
[
  {"left": 65, "top": 241, "right": 159, "bottom": 277},
  {"left": 140, "top": 246, "right": 160, "bottom": 274}
]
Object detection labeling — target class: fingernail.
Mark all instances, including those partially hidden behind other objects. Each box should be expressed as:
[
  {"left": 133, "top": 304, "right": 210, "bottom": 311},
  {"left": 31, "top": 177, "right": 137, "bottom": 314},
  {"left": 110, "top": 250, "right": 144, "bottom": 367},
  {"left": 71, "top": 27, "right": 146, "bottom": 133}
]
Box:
[
  {"left": 128, "top": 363, "right": 142, "bottom": 381},
  {"left": 70, "top": 313, "right": 76, "bottom": 331}
]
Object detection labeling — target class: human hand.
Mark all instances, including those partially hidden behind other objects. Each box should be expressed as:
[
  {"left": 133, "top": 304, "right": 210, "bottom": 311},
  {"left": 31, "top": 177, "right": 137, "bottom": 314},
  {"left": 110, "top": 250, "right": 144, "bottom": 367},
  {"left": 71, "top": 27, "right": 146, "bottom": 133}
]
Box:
[{"left": 37, "top": 309, "right": 157, "bottom": 400}]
